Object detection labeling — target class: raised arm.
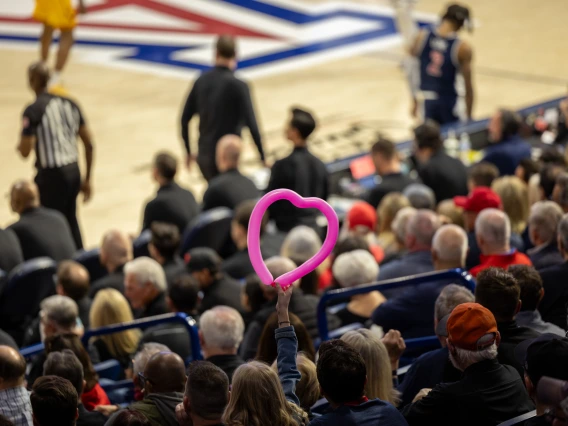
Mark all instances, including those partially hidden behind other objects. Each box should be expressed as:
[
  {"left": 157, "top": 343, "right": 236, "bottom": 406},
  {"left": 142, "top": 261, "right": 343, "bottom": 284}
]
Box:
[
  {"left": 274, "top": 283, "right": 301, "bottom": 407},
  {"left": 458, "top": 41, "right": 474, "bottom": 121}
]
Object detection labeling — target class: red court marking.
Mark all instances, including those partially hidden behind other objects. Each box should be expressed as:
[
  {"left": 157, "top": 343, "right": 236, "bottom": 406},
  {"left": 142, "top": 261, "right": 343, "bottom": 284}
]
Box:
[{"left": 0, "top": 0, "right": 275, "bottom": 38}]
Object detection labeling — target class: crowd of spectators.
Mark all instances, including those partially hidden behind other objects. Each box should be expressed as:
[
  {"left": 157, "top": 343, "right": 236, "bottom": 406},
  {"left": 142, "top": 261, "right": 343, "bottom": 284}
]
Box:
[{"left": 2, "top": 95, "right": 568, "bottom": 426}]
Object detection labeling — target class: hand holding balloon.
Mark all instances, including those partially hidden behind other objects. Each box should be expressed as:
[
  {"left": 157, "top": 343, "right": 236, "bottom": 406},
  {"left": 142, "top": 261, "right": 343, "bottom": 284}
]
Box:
[
  {"left": 276, "top": 283, "right": 293, "bottom": 328},
  {"left": 247, "top": 189, "right": 339, "bottom": 289}
]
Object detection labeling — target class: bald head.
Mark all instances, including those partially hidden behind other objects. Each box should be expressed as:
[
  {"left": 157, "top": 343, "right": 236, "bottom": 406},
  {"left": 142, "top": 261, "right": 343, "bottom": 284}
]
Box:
[
  {"left": 57, "top": 261, "right": 90, "bottom": 301},
  {"left": 10, "top": 180, "right": 40, "bottom": 214},
  {"left": 100, "top": 230, "right": 133, "bottom": 272},
  {"left": 432, "top": 224, "right": 468, "bottom": 268},
  {"left": 143, "top": 352, "right": 186, "bottom": 394},
  {"left": 475, "top": 208, "right": 511, "bottom": 254},
  {"left": 216, "top": 135, "right": 242, "bottom": 172},
  {"left": 0, "top": 345, "right": 26, "bottom": 388},
  {"left": 28, "top": 61, "right": 50, "bottom": 92}
]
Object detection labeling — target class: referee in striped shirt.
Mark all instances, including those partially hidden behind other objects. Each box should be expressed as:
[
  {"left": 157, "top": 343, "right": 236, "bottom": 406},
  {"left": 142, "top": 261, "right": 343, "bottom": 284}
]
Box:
[{"left": 18, "top": 62, "right": 94, "bottom": 249}]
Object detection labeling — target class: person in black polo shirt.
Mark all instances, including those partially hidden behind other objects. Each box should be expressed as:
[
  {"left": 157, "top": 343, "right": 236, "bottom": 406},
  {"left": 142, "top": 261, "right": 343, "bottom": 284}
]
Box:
[
  {"left": 267, "top": 107, "right": 329, "bottom": 232},
  {"left": 413, "top": 120, "right": 468, "bottom": 203},
  {"left": 180, "top": 35, "right": 265, "bottom": 181},
  {"left": 366, "top": 137, "right": 416, "bottom": 209},
  {"left": 18, "top": 62, "right": 94, "bottom": 250},
  {"left": 202, "top": 135, "right": 259, "bottom": 212},
  {"left": 142, "top": 152, "right": 199, "bottom": 234}
]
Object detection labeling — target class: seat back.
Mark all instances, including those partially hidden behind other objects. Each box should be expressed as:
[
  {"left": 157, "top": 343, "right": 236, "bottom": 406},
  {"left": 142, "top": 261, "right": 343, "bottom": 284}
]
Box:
[
  {"left": 180, "top": 208, "right": 234, "bottom": 257},
  {"left": 496, "top": 410, "right": 537, "bottom": 426},
  {"left": 95, "top": 359, "right": 123, "bottom": 381},
  {"left": 0, "top": 257, "right": 57, "bottom": 345},
  {"left": 74, "top": 248, "right": 107, "bottom": 282}
]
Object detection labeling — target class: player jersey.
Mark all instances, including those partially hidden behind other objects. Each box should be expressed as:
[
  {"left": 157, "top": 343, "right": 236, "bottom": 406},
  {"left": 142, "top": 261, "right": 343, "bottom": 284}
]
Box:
[
  {"left": 22, "top": 92, "right": 84, "bottom": 170},
  {"left": 418, "top": 29, "right": 462, "bottom": 99}
]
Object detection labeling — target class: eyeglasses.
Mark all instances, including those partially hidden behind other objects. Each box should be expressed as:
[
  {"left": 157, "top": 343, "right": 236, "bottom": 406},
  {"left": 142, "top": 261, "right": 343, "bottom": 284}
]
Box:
[{"left": 138, "top": 372, "right": 151, "bottom": 390}]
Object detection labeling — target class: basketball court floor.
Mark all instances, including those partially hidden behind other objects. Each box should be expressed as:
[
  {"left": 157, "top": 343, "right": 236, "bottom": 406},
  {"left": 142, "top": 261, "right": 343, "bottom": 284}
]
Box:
[{"left": 0, "top": 0, "right": 566, "bottom": 247}]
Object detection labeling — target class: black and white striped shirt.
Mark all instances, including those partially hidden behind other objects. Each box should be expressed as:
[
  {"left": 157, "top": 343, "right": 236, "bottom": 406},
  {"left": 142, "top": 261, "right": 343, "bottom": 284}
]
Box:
[{"left": 22, "top": 92, "right": 84, "bottom": 170}]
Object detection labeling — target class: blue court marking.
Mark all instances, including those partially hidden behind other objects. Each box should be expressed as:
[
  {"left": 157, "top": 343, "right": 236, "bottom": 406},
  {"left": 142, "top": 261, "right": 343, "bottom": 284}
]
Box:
[{"left": 0, "top": 1, "right": 434, "bottom": 72}]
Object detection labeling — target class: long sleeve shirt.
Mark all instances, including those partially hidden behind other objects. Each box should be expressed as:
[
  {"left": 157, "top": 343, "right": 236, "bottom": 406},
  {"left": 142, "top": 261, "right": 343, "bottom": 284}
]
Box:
[{"left": 180, "top": 65, "right": 264, "bottom": 160}]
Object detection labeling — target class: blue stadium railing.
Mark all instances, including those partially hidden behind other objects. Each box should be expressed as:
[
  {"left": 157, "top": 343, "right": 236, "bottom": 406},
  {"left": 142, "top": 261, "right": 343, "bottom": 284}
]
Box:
[
  {"left": 316, "top": 268, "right": 476, "bottom": 342},
  {"left": 21, "top": 313, "right": 202, "bottom": 362},
  {"left": 82, "top": 312, "right": 202, "bottom": 361}
]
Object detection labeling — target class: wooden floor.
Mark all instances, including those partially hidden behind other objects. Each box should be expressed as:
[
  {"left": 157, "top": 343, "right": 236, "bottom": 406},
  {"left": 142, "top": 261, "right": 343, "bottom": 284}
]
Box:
[{"left": 0, "top": 0, "right": 567, "bottom": 247}]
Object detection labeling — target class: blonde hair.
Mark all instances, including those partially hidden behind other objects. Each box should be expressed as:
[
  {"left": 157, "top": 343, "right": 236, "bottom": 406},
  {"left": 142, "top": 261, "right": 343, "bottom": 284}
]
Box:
[
  {"left": 492, "top": 176, "right": 529, "bottom": 234},
  {"left": 341, "top": 329, "right": 400, "bottom": 406},
  {"left": 271, "top": 353, "right": 320, "bottom": 413},
  {"left": 437, "top": 199, "right": 465, "bottom": 228},
  {"left": 89, "top": 289, "right": 140, "bottom": 359},
  {"left": 377, "top": 193, "right": 411, "bottom": 234},
  {"left": 223, "top": 361, "right": 307, "bottom": 426}
]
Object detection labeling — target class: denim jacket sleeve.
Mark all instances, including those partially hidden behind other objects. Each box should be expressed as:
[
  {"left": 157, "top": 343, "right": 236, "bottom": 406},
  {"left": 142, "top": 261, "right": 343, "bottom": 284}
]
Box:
[{"left": 275, "top": 325, "right": 301, "bottom": 407}]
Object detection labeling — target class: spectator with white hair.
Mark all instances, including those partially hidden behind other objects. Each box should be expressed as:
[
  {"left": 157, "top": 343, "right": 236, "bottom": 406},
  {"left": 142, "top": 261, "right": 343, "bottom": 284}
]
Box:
[
  {"left": 239, "top": 256, "right": 339, "bottom": 360},
  {"left": 382, "top": 206, "right": 417, "bottom": 265},
  {"left": 538, "top": 213, "right": 568, "bottom": 329},
  {"left": 373, "top": 224, "right": 468, "bottom": 339},
  {"left": 527, "top": 201, "right": 564, "bottom": 270},
  {"left": 199, "top": 306, "right": 245, "bottom": 382},
  {"left": 124, "top": 256, "right": 169, "bottom": 319},
  {"left": 280, "top": 225, "right": 322, "bottom": 295},
  {"left": 89, "top": 229, "right": 133, "bottom": 298},
  {"left": 403, "top": 183, "right": 436, "bottom": 210},
  {"left": 402, "top": 302, "right": 534, "bottom": 425},
  {"left": 332, "top": 250, "right": 385, "bottom": 327},
  {"left": 398, "top": 284, "right": 474, "bottom": 407},
  {"left": 470, "top": 208, "right": 532, "bottom": 277},
  {"left": 378, "top": 209, "right": 441, "bottom": 294}
]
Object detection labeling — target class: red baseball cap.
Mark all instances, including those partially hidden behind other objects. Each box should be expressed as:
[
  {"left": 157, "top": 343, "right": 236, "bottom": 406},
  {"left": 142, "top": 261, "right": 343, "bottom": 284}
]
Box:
[
  {"left": 453, "top": 187, "right": 502, "bottom": 213},
  {"left": 446, "top": 303, "right": 498, "bottom": 351},
  {"left": 347, "top": 202, "right": 376, "bottom": 231}
]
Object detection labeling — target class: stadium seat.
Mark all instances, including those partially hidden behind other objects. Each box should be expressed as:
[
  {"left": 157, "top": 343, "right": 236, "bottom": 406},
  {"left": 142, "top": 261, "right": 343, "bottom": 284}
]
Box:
[
  {"left": 496, "top": 410, "right": 537, "bottom": 426},
  {"left": 133, "top": 229, "right": 152, "bottom": 258},
  {"left": 180, "top": 207, "right": 234, "bottom": 258},
  {"left": 94, "top": 359, "right": 123, "bottom": 381},
  {"left": 313, "top": 322, "right": 364, "bottom": 349},
  {"left": 74, "top": 247, "right": 107, "bottom": 282},
  {"left": 0, "top": 257, "right": 57, "bottom": 345}
]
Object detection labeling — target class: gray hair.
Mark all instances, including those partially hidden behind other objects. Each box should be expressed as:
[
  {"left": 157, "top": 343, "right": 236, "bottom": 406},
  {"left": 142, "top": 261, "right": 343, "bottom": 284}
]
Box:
[
  {"left": 200, "top": 306, "right": 244, "bottom": 350},
  {"left": 133, "top": 343, "right": 170, "bottom": 376},
  {"left": 529, "top": 201, "right": 563, "bottom": 245},
  {"left": 392, "top": 207, "right": 417, "bottom": 244},
  {"left": 432, "top": 224, "right": 468, "bottom": 265},
  {"left": 475, "top": 208, "right": 510, "bottom": 248},
  {"left": 434, "top": 284, "right": 474, "bottom": 321},
  {"left": 556, "top": 173, "right": 568, "bottom": 208},
  {"left": 403, "top": 184, "right": 436, "bottom": 210},
  {"left": 406, "top": 209, "right": 441, "bottom": 247},
  {"left": 332, "top": 249, "right": 379, "bottom": 287},
  {"left": 40, "top": 295, "right": 79, "bottom": 329},
  {"left": 124, "top": 256, "right": 167, "bottom": 292},
  {"left": 280, "top": 226, "right": 322, "bottom": 265},
  {"left": 449, "top": 343, "right": 498, "bottom": 371},
  {"left": 558, "top": 214, "right": 568, "bottom": 253}
]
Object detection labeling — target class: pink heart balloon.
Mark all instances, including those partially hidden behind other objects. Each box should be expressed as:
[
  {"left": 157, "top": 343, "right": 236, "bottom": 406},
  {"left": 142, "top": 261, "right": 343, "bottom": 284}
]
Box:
[{"left": 247, "top": 189, "right": 339, "bottom": 288}]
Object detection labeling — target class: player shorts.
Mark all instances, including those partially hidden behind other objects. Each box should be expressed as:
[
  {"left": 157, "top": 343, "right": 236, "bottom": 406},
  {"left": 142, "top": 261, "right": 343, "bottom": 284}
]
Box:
[{"left": 33, "top": 0, "right": 77, "bottom": 30}]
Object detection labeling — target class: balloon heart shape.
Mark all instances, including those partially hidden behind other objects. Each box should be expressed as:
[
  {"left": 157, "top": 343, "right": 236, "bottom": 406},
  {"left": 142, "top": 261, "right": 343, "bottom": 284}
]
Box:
[{"left": 247, "top": 189, "right": 339, "bottom": 289}]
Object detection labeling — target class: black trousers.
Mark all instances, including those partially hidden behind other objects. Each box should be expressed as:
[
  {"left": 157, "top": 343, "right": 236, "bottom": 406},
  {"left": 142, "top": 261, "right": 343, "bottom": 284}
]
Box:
[
  {"left": 197, "top": 154, "right": 219, "bottom": 182},
  {"left": 35, "top": 163, "right": 83, "bottom": 249}
]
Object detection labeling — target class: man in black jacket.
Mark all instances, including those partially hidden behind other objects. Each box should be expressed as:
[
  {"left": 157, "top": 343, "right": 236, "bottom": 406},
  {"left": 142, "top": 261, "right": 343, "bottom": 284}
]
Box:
[
  {"left": 0, "top": 227, "right": 23, "bottom": 274},
  {"left": 266, "top": 107, "right": 329, "bottom": 232},
  {"left": 527, "top": 201, "right": 564, "bottom": 270},
  {"left": 142, "top": 152, "right": 199, "bottom": 234},
  {"left": 180, "top": 35, "right": 265, "bottom": 181},
  {"left": 475, "top": 267, "right": 541, "bottom": 376},
  {"left": 402, "top": 302, "right": 534, "bottom": 426},
  {"left": 124, "top": 257, "right": 169, "bottom": 319},
  {"left": 186, "top": 248, "right": 243, "bottom": 314},
  {"left": 8, "top": 180, "right": 76, "bottom": 262},
  {"left": 148, "top": 222, "right": 185, "bottom": 288},
  {"left": 202, "top": 135, "right": 259, "bottom": 212},
  {"left": 89, "top": 230, "right": 132, "bottom": 298},
  {"left": 413, "top": 120, "right": 468, "bottom": 203}
]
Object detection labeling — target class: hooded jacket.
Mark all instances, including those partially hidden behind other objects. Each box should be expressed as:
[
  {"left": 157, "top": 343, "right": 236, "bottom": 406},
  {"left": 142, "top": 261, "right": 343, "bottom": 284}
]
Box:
[{"left": 106, "top": 392, "right": 183, "bottom": 426}]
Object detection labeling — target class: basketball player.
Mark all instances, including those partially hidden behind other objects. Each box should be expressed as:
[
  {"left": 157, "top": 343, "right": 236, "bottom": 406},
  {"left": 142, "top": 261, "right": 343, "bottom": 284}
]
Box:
[
  {"left": 409, "top": 3, "right": 474, "bottom": 125},
  {"left": 18, "top": 62, "right": 94, "bottom": 249},
  {"left": 32, "top": 0, "right": 86, "bottom": 86}
]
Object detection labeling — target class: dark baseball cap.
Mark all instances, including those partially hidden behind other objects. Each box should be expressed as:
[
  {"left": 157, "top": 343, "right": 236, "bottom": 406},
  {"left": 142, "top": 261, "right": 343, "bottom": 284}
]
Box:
[
  {"left": 514, "top": 333, "right": 568, "bottom": 386},
  {"left": 185, "top": 248, "right": 221, "bottom": 273}
]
